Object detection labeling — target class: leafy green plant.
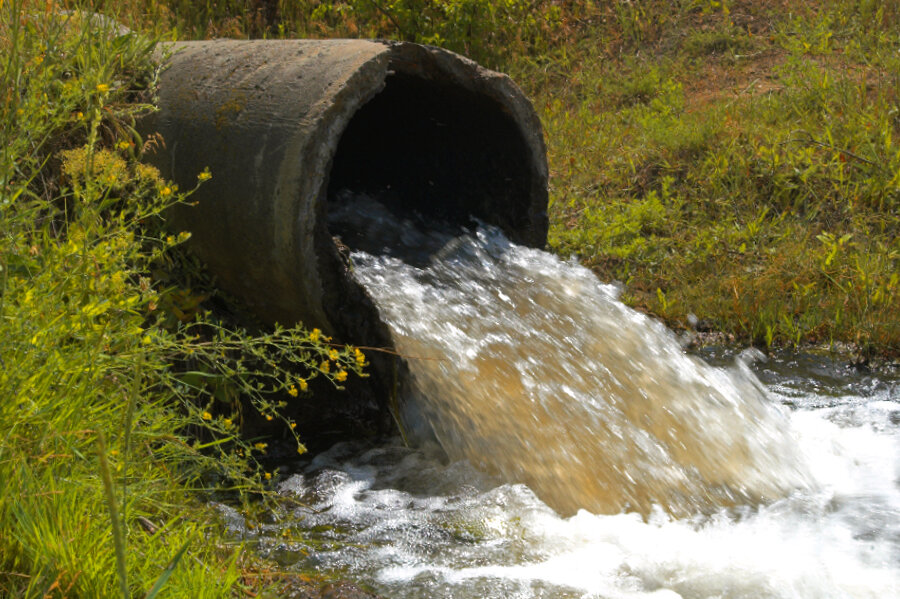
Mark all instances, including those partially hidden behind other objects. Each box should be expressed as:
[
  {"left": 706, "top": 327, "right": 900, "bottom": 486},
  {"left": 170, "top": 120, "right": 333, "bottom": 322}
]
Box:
[
  {"left": 683, "top": 26, "right": 754, "bottom": 57},
  {"left": 306, "top": 0, "right": 562, "bottom": 65},
  {"left": 0, "top": 2, "right": 370, "bottom": 596},
  {"left": 531, "top": 0, "right": 900, "bottom": 355}
]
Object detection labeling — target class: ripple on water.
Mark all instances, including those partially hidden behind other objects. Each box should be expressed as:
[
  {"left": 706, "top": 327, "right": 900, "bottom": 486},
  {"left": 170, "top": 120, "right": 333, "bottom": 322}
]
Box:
[{"left": 252, "top": 381, "right": 898, "bottom": 599}]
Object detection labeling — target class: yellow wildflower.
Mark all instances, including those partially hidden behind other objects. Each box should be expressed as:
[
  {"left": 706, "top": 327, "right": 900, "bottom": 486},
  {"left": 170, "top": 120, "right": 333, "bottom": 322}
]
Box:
[
  {"left": 354, "top": 348, "right": 366, "bottom": 367},
  {"left": 159, "top": 186, "right": 172, "bottom": 197},
  {"left": 287, "top": 384, "right": 298, "bottom": 397},
  {"left": 254, "top": 442, "right": 268, "bottom": 451},
  {"left": 224, "top": 418, "right": 233, "bottom": 427},
  {"left": 328, "top": 348, "right": 340, "bottom": 361},
  {"left": 298, "top": 378, "right": 308, "bottom": 391},
  {"left": 197, "top": 168, "right": 212, "bottom": 182},
  {"left": 309, "top": 328, "right": 321, "bottom": 342},
  {"left": 335, "top": 370, "right": 348, "bottom": 382},
  {"left": 265, "top": 472, "right": 272, "bottom": 480},
  {"left": 96, "top": 83, "right": 110, "bottom": 93},
  {"left": 265, "top": 414, "right": 273, "bottom": 421},
  {"left": 202, "top": 411, "right": 212, "bottom": 420},
  {"left": 319, "top": 360, "right": 330, "bottom": 373},
  {"left": 290, "top": 422, "right": 297, "bottom": 429}
]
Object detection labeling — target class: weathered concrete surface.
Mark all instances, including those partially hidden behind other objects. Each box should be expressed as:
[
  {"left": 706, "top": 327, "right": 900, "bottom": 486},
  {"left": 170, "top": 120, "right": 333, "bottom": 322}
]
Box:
[
  {"left": 141, "top": 39, "right": 548, "bottom": 442},
  {"left": 143, "top": 39, "right": 547, "bottom": 335}
]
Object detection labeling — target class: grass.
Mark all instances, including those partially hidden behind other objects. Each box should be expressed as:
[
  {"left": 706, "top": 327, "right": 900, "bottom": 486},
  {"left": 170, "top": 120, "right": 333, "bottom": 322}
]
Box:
[
  {"left": 2, "top": 0, "right": 898, "bottom": 597},
  {"left": 512, "top": 0, "right": 900, "bottom": 356},
  {"left": 0, "top": 2, "right": 368, "bottom": 596}
]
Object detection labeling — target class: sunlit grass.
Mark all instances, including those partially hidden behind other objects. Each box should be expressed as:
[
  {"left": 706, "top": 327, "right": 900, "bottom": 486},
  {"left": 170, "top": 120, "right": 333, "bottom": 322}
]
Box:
[
  {"left": 523, "top": 1, "right": 900, "bottom": 355},
  {"left": 0, "top": 2, "right": 368, "bottom": 596}
]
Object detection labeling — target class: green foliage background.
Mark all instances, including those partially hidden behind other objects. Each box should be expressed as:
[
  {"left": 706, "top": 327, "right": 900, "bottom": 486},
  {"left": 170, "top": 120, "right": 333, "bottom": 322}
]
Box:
[{"left": 1, "top": 3, "right": 367, "bottom": 596}]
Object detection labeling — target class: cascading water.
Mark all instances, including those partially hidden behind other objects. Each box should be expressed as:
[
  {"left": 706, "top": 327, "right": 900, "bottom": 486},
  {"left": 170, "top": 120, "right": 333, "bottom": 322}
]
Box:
[
  {"left": 329, "top": 195, "right": 810, "bottom": 517},
  {"left": 233, "top": 195, "right": 899, "bottom": 598}
]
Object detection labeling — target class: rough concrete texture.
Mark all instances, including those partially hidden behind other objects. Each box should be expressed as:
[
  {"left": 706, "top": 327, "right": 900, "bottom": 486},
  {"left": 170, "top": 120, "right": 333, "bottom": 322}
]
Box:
[
  {"left": 143, "top": 39, "right": 548, "bottom": 335},
  {"left": 141, "top": 40, "right": 548, "bottom": 441}
]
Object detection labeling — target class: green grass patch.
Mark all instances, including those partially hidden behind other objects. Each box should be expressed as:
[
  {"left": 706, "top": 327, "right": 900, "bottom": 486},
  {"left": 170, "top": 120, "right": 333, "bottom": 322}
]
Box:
[
  {"left": 1, "top": 3, "right": 369, "bottom": 596},
  {"left": 517, "top": 1, "right": 900, "bottom": 356}
]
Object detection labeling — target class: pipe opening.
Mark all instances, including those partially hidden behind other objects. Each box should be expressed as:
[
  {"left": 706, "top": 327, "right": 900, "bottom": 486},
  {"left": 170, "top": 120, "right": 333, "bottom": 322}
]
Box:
[
  {"left": 319, "top": 68, "right": 546, "bottom": 429},
  {"left": 325, "top": 72, "right": 537, "bottom": 256},
  {"left": 144, "top": 40, "right": 549, "bottom": 445}
]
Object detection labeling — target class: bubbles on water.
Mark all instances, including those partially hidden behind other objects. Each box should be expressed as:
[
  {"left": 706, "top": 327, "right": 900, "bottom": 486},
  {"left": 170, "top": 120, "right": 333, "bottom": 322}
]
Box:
[{"left": 257, "top": 400, "right": 899, "bottom": 599}]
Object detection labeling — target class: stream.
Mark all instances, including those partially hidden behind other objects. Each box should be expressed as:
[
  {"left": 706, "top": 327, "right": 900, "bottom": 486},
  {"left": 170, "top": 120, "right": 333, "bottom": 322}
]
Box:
[{"left": 228, "top": 197, "right": 899, "bottom": 598}]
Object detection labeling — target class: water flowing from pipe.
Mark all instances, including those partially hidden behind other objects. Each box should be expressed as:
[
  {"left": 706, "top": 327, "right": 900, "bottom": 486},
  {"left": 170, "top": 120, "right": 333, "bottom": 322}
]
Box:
[{"left": 330, "top": 196, "right": 811, "bottom": 516}]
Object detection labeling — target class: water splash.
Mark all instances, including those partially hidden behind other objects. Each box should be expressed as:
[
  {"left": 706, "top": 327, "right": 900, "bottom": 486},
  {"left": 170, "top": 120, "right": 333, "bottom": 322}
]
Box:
[
  {"left": 262, "top": 391, "right": 900, "bottom": 599},
  {"left": 334, "top": 196, "right": 811, "bottom": 516}
]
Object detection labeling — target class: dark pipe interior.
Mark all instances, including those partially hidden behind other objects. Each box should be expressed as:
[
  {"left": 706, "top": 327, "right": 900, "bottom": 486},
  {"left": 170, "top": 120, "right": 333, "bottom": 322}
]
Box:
[
  {"left": 325, "top": 73, "right": 536, "bottom": 248},
  {"left": 314, "top": 72, "right": 540, "bottom": 446}
]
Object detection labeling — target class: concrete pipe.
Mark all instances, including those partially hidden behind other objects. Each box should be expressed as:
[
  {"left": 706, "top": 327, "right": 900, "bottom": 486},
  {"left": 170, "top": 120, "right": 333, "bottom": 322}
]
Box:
[
  {"left": 144, "top": 39, "right": 547, "bottom": 333},
  {"left": 142, "top": 39, "right": 548, "bottom": 439}
]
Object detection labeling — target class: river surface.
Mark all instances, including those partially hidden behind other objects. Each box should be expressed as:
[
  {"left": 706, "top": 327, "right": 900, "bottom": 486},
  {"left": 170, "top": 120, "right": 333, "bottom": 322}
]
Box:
[{"left": 231, "top": 198, "right": 899, "bottom": 598}]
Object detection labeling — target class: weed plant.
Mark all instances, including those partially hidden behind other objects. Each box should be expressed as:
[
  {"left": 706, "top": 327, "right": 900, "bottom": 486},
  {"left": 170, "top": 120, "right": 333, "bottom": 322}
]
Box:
[
  {"left": 516, "top": 0, "right": 900, "bottom": 355},
  {"left": 0, "top": 2, "right": 368, "bottom": 596}
]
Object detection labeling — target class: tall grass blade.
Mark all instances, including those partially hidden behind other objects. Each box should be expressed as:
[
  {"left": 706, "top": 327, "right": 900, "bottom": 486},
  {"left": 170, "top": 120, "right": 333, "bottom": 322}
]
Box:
[
  {"left": 98, "top": 431, "right": 129, "bottom": 599},
  {"left": 143, "top": 541, "right": 190, "bottom": 599}
]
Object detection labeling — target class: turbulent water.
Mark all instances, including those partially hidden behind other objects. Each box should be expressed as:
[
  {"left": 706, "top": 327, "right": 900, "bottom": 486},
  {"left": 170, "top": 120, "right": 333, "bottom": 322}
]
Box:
[
  {"left": 237, "top": 360, "right": 900, "bottom": 599},
  {"left": 234, "top": 197, "right": 899, "bottom": 597},
  {"left": 329, "top": 196, "right": 809, "bottom": 516}
]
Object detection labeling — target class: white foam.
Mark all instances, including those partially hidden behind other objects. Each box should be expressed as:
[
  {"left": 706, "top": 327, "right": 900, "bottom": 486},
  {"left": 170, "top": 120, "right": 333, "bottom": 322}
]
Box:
[
  {"left": 267, "top": 201, "right": 900, "bottom": 598},
  {"left": 269, "top": 403, "right": 899, "bottom": 598}
]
